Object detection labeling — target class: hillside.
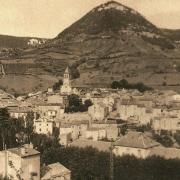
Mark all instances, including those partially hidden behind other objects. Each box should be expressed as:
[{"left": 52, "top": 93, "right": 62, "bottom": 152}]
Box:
[
  {"left": 0, "top": 34, "right": 48, "bottom": 49},
  {"left": 1, "top": 1, "right": 180, "bottom": 94},
  {"left": 161, "top": 28, "right": 180, "bottom": 42}
]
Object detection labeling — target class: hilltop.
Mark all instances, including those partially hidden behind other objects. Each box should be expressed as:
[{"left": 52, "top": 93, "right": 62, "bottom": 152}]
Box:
[{"left": 0, "top": 1, "right": 180, "bottom": 94}]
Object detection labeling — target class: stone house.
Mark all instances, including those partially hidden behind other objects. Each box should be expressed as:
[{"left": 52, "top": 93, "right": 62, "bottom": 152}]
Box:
[
  {"left": 41, "top": 162, "right": 71, "bottom": 180},
  {"left": 85, "top": 127, "right": 106, "bottom": 141},
  {"left": 0, "top": 144, "right": 40, "bottom": 180},
  {"left": 113, "top": 131, "right": 160, "bottom": 159},
  {"left": 152, "top": 116, "right": 180, "bottom": 132},
  {"left": 34, "top": 117, "right": 56, "bottom": 135},
  {"left": 88, "top": 103, "right": 109, "bottom": 121},
  {"left": 35, "top": 103, "right": 65, "bottom": 119}
]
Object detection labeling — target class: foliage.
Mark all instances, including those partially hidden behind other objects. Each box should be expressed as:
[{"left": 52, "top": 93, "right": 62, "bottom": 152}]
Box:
[
  {"left": 41, "top": 146, "right": 180, "bottom": 180},
  {"left": 24, "top": 112, "right": 34, "bottom": 143},
  {"left": 111, "top": 79, "right": 153, "bottom": 92},
  {"left": 65, "top": 95, "right": 93, "bottom": 113},
  {"left": 142, "top": 36, "right": 175, "bottom": 50},
  {"left": 0, "top": 108, "right": 26, "bottom": 150},
  {"left": 136, "top": 124, "right": 152, "bottom": 133},
  {"left": 31, "top": 133, "right": 60, "bottom": 154},
  {"left": 52, "top": 80, "right": 63, "bottom": 91},
  {"left": 153, "top": 132, "right": 173, "bottom": 147}
]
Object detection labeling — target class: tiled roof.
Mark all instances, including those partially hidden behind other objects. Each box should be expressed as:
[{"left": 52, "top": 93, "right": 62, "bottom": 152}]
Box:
[
  {"left": 42, "top": 162, "right": 70, "bottom": 180},
  {"left": 70, "top": 139, "right": 111, "bottom": 152},
  {"left": 114, "top": 131, "right": 159, "bottom": 149},
  {"left": 8, "top": 146, "right": 40, "bottom": 158}
]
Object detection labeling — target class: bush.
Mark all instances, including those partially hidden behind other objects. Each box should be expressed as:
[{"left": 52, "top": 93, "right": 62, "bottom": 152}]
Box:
[
  {"left": 65, "top": 95, "right": 93, "bottom": 113},
  {"left": 111, "top": 79, "right": 152, "bottom": 92}
]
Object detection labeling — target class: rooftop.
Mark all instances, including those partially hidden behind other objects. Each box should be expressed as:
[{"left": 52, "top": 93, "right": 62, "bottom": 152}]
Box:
[
  {"left": 8, "top": 145, "right": 40, "bottom": 158},
  {"left": 42, "top": 162, "right": 70, "bottom": 180},
  {"left": 70, "top": 139, "right": 111, "bottom": 152},
  {"left": 114, "top": 131, "right": 159, "bottom": 149}
]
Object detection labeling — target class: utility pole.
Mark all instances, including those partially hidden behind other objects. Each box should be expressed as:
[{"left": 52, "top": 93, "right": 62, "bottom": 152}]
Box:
[{"left": 110, "top": 141, "right": 114, "bottom": 180}]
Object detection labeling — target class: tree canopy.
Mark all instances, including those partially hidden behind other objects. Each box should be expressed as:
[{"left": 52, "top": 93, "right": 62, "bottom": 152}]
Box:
[{"left": 111, "top": 79, "right": 152, "bottom": 92}]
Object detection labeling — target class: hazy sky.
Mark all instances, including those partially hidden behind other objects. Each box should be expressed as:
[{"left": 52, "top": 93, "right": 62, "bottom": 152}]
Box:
[{"left": 1, "top": 0, "right": 180, "bottom": 38}]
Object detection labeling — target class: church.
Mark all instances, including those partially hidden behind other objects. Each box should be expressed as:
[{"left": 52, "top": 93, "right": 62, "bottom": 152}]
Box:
[{"left": 60, "top": 66, "right": 72, "bottom": 95}]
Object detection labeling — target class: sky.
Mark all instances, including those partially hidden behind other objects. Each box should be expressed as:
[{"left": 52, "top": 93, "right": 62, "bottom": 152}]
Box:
[{"left": 1, "top": 0, "right": 180, "bottom": 38}]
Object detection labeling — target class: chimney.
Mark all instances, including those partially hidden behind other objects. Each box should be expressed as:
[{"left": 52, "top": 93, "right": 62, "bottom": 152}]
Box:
[
  {"left": 21, "top": 147, "right": 26, "bottom": 155},
  {"left": 29, "top": 142, "right": 33, "bottom": 149}
]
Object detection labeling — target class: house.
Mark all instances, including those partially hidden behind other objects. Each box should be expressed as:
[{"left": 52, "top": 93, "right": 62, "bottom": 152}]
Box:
[
  {"left": 113, "top": 131, "right": 160, "bottom": 159},
  {"left": 35, "top": 103, "right": 65, "bottom": 119},
  {"left": 88, "top": 103, "right": 109, "bottom": 121},
  {"left": 59, "top": 133, "right": 72, "bottom": 146},
  {"left": 8, "top": 106, "right": 32, "bottom": 120},
  {"left": 60, "top": 124, "right": 80, "bottom": 141},
  {"left": 0, "top": 144, "right": 40, "bottom": 180},
  {"left": 47, "top": 95, "right": 64, "bottom": 104},
  {"left": 85, "top": 127, "right": 106, "bottom": 141},
  {"left": 152, "top": 116, "right": 180, "bottom": 132},
  {"left": 41, "top": 162, "right": 71, "bottom": 180},
  {"left": 34, "top": 117, "right": 56, "bottom": 135},
  {"left": 89, "top": 122, "right": 119, "bottom": 140}
]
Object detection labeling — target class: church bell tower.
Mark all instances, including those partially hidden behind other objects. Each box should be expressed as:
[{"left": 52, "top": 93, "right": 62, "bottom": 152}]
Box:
[{"left": 60, "top": 66, "right": 72, "bottom": 95}]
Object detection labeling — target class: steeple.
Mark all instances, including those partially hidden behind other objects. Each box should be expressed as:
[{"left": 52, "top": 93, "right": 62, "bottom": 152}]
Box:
[
  {"left": 60, "top": 66, "right": 72, "bottom": 95},
  {"left": 65, "top": 66, "right": 70, "bottom": 74}
]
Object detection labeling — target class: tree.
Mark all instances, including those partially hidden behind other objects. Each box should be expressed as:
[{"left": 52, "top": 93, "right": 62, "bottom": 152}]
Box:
[
  {"left": 153, "top": 133, "right": 173, "bottom": 147},
  {"left": 52, "top": 80, "right": 63, "bottom": 91},
  {"left": 24, "top": 112, "right": 34, "bottom": 143},
  {"left": 65, "top": 95, "right": 91, "bottom": 113},
  {"left": 84, "top": 99, "right": 93, "bottom": 108},
  {"left": 111, "top": 81, "right": 120, "bottom": 89}
]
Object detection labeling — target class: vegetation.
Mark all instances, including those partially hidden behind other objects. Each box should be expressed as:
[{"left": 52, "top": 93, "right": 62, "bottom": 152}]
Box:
[
  {"left": 65, "top": 94, "right": 93, "bottom": 113},
  {"left": 0, "top": 108, "right": 35, "bottom": 150},
  {"left": 111, "top": 79, "right": 152, "bottom": 92},
  {"left": 142, "top": 36, "right": 175, "bottom": 50},
  {"left": 152, "top": 131, "right": 174, "bottom": 147},
  {"left": 41, "top": 146, "right": 180, "bottom": 180},
  {"left": 136, "top": 124, "right": 152, "bottom": 133},
  {"left": 52, "top": 79, "right": 63, "bottom": 91}
]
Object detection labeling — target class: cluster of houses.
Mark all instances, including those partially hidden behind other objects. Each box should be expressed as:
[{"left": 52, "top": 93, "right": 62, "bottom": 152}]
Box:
[{"left": 1, "top": 66, "right": 180, "bottom": 178}]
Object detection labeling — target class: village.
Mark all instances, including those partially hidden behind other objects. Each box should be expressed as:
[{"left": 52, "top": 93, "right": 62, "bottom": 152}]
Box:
[{"left": 1, "top": 66, "right": 180, "bottom": 179}]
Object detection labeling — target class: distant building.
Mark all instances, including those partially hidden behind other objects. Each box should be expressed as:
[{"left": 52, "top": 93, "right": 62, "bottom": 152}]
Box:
[
  {"left": 35, "top": 103, "right": 65, "bottom": 119},
  {"left": 152, "top": 116, "right": 180, "bottom": 133},
  {"left": 41, "top": 162, "right": 71, "bottom": 180},
  {"left": 34, "top": 117, "right": 56, "bottom": 135},
  {"left": 8, "top": 106, "right": 32, "bottom": 120},
  {"left": 0, "top": 144, "right": 40, "bottom": 180},
  {"left": 113, "top": 131, "right": 160, "bottom": 158},
  {"left": 88, "top": 103, "right": 109, "bottom": 121},
  {"left": 61, "top": 66, "right": 72, "bottom": 95},
  {"left": 85, "top": 127, "right": 106, "bottom": 141}
]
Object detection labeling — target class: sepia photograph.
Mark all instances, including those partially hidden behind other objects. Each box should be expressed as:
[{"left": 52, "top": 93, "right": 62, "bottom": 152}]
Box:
[{"left": 0, "top": 0, "right": 180, "bottom": 179}]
